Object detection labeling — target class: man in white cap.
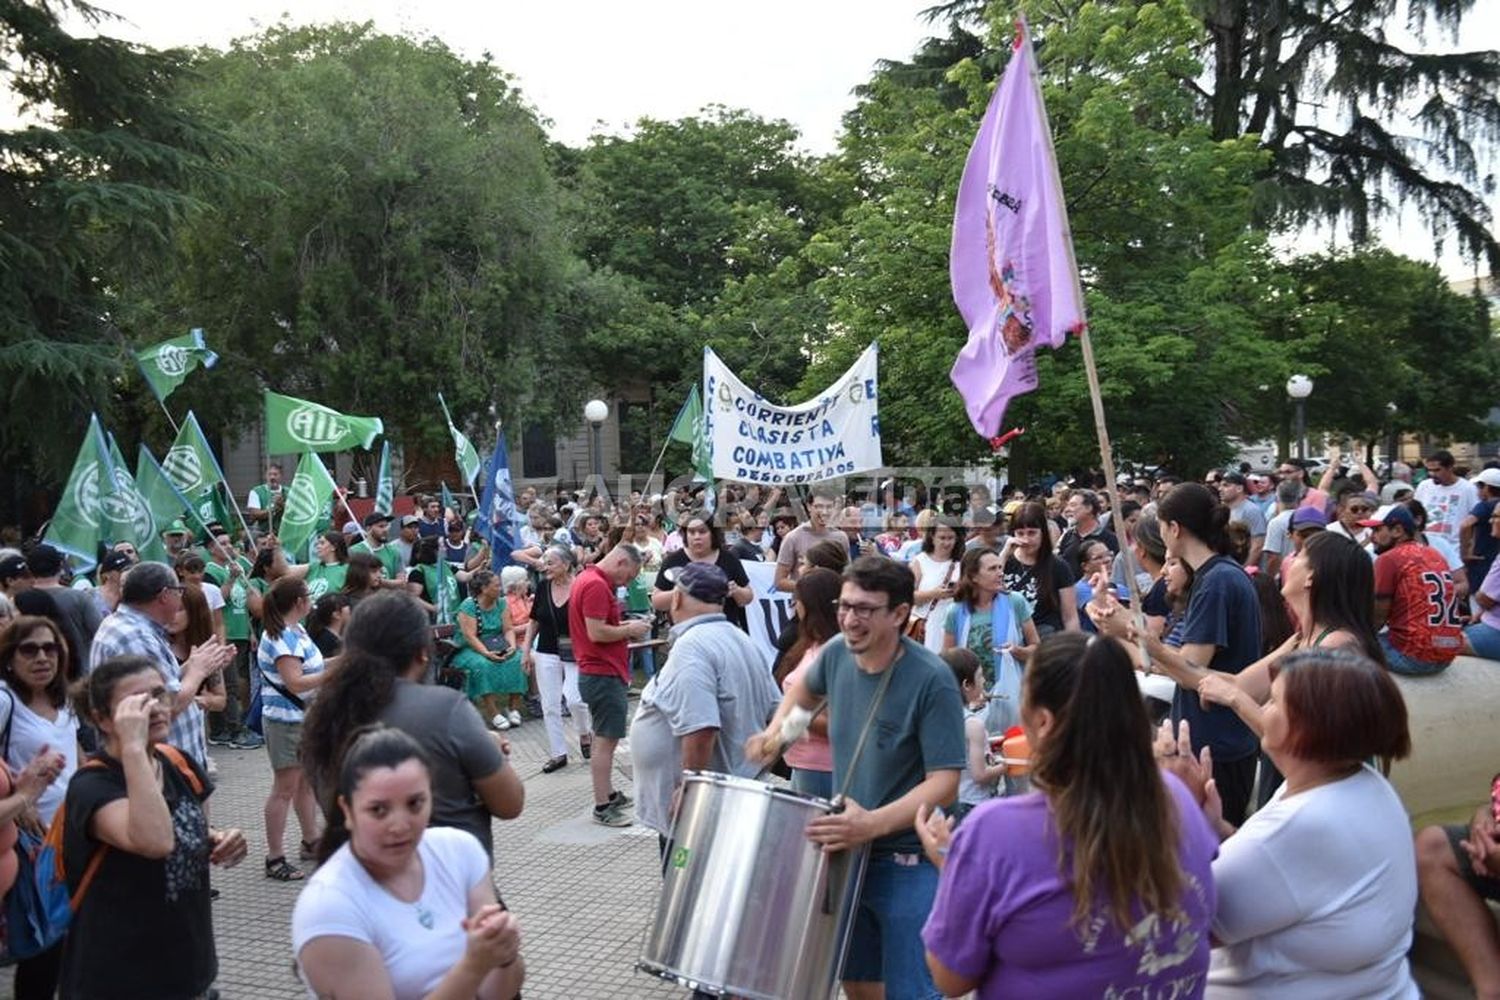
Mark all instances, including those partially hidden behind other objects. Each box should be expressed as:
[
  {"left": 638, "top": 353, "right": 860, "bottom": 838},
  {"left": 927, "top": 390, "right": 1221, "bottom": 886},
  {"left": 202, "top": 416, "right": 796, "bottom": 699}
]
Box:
[{"left": 1460, "top": 467, "right": 1500, "bottom": 604}]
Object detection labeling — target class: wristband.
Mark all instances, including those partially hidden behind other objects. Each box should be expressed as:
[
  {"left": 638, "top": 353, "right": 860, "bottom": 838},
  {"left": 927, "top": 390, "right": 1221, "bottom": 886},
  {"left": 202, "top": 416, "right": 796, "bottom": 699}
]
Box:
[{"left": 779, "top": 704, "right": 815, "bottom": 745}]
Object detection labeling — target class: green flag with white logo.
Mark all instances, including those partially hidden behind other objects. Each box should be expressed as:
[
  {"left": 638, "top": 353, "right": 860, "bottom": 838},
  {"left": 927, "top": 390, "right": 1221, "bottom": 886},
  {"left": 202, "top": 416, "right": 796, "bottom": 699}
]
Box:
[
  {"left": 437, "top": 393, "right": 482, "bottom": 485},
  {"left": 43, "top": 415, "right": 114, "bottom": 571},
  {"left": 135, "top": 444, "right": 193, "bottom": 563},
  {"left": 374, "top": 440, "right": 394, "bottom": 515},
  {"left": 134, "top": 328, "right": 218, "bottom": 403},
  {"left": 162, "top": 412, "right": 230, "bottom": 539},
  {"left": 279, "top": 452, "right": 337, "bottom": 558},
  {"left": 668, "top": 385, "right": 714, "bottom": 509},
  {"left": 104, "top": 435, "right": 166, "bottom": 563},
  {"left": 265, "top": 391, "right": 384, "bottom": 454}
]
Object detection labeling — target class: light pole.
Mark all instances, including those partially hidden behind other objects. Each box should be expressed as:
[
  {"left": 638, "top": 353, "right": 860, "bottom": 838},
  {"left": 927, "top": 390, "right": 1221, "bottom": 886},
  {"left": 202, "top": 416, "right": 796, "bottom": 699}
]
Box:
[
  {"left": 1385, "top": 401, "right": 1399, "bottom": 472},
  {"left": 1286, "top": 375, "right": 1313, "bottom": 461},
  {"left": 584, "top": 398, "right": 608, "bottom": 485}
]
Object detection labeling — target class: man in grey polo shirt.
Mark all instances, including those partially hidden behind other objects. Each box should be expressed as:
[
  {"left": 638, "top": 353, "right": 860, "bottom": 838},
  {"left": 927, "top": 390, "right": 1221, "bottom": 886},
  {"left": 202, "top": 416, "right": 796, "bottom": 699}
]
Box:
[{"left": 631, "top": 562, "right": 780, "bottom": 847}]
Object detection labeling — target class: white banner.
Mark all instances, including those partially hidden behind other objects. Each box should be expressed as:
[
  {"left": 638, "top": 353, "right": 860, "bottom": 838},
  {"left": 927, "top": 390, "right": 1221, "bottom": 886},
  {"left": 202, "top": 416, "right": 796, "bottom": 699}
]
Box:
[
  {"left": 705, "top": 343, "right": 882, "bottom": 484},
  {"left": 742, "top": 560, "right": 795, "bottom": 671}
]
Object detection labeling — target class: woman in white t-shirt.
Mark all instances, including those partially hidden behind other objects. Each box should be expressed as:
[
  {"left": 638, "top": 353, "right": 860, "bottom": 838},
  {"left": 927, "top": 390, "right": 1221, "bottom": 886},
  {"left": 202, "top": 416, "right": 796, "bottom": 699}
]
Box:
[
  {"left": 293, "top": 726, "right": 524, "bottom": 1000},
  {"left": 908, "top": 518, "right": 962, "bottom": 654},
  {"left": 1174, "top": 647, "right": 1418, "bottom": 998}
]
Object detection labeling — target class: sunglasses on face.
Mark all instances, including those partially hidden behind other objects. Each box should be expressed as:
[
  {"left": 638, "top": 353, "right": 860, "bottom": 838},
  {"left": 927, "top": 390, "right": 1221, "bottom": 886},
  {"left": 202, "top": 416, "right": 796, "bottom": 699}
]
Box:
[{"left": 16, "top": 641, "right": 59, "bottom": 659}]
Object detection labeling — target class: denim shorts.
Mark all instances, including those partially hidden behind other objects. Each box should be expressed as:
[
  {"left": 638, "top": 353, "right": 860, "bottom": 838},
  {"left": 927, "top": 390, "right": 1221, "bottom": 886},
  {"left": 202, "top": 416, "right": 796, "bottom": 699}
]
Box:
[
  {"left": 1379, "top": 633, "right": 1450, "bottom": 677},
  {"left": 1464, "top": 622, "right": 1500, "bottom": 661},
  {"left": 840, "top": 852, "right": 942, "bottom": 998}
]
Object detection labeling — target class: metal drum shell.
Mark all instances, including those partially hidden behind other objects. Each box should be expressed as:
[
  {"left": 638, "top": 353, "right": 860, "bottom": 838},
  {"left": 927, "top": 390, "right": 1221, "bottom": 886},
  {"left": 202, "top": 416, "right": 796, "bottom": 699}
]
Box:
[{"left": 638, "top": 771, "right": 869, "bottom": 1000}]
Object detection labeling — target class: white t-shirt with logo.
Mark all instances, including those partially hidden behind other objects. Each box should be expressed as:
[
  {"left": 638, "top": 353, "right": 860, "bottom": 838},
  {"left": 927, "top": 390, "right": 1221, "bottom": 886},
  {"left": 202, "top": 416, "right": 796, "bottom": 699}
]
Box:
[{"left": 1414, "top": 477, "right": 1478, "bottom": 544}]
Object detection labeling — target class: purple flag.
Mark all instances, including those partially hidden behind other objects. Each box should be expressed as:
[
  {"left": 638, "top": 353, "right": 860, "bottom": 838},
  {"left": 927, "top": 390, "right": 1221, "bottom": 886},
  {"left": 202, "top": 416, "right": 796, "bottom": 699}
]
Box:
[{"left": 949, "top": 21, "right": 1086, "bottom": 439}]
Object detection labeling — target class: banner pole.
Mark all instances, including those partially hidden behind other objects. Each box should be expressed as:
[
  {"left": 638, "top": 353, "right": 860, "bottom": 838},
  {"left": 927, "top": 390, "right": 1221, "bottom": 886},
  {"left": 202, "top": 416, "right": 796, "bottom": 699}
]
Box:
[{"left": 1075, "top": 326, "right": 1150, "bottom": 658}]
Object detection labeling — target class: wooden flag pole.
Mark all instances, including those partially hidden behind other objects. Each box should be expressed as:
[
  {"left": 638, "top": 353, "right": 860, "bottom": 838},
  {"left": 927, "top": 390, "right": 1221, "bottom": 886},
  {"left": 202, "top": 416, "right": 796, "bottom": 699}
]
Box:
[{"left": 1075, "top": 326, "right": 1151, "bottom": 659}]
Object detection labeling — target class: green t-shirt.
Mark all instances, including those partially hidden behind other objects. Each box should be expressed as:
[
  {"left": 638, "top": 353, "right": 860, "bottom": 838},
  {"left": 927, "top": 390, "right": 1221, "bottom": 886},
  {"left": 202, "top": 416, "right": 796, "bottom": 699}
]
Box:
[
  {"left": 351, "top": 540, "right": 402, "bottom": 581},
  {"left": 625, "top": 574, "right": 651, "bottom": 614},
  {"left": 304, "top": 561, "right": 349, "bottom": 602},
  {"left": 204, "top": 557, "right": 256, "bottom": 641}
]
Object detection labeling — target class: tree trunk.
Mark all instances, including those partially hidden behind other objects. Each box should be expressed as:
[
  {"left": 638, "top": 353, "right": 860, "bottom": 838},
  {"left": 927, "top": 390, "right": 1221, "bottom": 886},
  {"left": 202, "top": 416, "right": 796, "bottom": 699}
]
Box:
[{"left": 1206, "top": 0, "right": 1249, "bottom": 140}]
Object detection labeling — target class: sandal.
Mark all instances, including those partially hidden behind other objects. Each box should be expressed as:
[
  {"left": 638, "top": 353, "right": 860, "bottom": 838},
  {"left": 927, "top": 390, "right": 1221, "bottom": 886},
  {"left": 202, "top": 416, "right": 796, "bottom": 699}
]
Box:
[
  {"left": 265, "top": 856, "right": 305, "bottom": 881},
  {"left": 298, "top": 839, "right": 319, "bottom": 861},
  {"left": 541, "top": 755, "right": 567, "bottom": 774}
]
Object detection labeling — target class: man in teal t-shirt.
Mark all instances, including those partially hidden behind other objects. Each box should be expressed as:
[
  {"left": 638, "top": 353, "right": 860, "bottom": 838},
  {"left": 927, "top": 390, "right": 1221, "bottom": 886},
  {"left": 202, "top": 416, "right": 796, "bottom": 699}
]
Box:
[{"left": 351, "top": 512, "right": 403, "bottom": 580}]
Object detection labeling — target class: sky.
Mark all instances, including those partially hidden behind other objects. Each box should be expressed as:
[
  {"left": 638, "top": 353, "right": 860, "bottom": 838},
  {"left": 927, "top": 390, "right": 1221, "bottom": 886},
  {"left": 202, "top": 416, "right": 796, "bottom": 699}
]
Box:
[{"left": 67, "top": 0, "right": 1500, "bottom": 280}]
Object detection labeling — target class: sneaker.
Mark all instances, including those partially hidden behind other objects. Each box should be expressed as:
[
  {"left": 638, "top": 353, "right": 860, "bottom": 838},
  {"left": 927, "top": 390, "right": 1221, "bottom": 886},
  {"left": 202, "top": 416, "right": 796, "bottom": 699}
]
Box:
[
  {"left": 231, "top": 731, "right": 265, "bottom": 750},
  {"left": 592, "top": 802, "right": 631, "bottom": 828},
  {"left": 492, "top": 714, "right": 511, "bottom": 731},
  {"left": 506, "top": 709, "right": 523, "bottom": 727},
  {"left": 609, "top": 789, "right": 633, "bottom": 809},
  {"left": 208, "top": 731, "right": 234, "bottom": 747}
]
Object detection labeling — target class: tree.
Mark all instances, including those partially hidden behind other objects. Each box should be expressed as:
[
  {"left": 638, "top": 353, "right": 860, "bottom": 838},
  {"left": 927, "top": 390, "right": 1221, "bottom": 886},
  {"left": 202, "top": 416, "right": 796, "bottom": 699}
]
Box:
[
  {"left": 0, "top": 0, "right": 231, "bottom": 477},
  {"left": 112, "top": 23, "right": 599, "bottom": 459}
]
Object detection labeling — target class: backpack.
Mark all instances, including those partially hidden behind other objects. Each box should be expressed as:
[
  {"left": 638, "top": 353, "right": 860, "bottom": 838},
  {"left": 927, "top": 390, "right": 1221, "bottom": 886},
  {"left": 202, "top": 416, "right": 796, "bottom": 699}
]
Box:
[{"left": 41, "top": 744, "right": 204, "bottom": 918}]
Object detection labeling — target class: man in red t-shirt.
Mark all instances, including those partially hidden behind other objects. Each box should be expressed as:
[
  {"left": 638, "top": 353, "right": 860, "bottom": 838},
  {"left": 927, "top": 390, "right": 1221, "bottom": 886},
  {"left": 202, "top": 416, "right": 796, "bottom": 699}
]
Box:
[
  {"left": 1367, "top": 504, "right": 1462, "bottom": 675},
  {"left": 569, "top": 542, "right": 651, "bottom": 826}
]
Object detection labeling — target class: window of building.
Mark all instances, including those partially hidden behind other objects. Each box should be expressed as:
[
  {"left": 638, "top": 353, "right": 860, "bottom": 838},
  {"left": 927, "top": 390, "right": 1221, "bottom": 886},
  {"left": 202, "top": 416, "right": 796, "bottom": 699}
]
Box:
[{"left": 522, "top": 422, "right": 557, "bottom": 479}]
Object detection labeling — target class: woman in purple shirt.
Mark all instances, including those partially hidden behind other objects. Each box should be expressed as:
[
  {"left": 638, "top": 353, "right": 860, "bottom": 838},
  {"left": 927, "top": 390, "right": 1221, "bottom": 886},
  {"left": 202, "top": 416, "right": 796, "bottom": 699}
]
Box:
[{"left": 917, "top": 632, "right": 1218, "bottom": 998}]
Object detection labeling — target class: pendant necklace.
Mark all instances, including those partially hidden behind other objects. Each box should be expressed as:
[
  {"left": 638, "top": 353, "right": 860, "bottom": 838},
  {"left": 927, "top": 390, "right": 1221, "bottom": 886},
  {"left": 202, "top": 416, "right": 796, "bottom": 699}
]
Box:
[{"left": 414, "top": 900, "right": 435, "bottom": 930}]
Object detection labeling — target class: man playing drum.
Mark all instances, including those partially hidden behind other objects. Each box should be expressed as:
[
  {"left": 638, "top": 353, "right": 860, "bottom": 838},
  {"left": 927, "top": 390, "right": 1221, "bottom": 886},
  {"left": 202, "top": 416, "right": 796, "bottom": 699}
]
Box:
[{"left": 750, "top": 555, "right": 966, "bottom": 1000}]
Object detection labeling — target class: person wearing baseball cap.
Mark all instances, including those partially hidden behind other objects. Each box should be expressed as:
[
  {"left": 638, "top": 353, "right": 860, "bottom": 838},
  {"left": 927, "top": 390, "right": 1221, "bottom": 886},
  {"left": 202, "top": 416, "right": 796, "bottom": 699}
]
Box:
[
  {"left": 1368, "top": 504, "right": 1462, "bottom": 675},
  {"left": 629, "top": 561, "right": 781, "bottom": 845},
  {"left": 93, "top": 549, "right": 136, "bottom": 616},
  {"left": 1459, "top": 467, "right": 1500, "bottom": 603},
  {"left": 1218, "top": 473, "right": 1267, "bottom": 567},
  {"left": 0, "top": 552, "right": 32, "bottom": 599},
  {"left": 350, "top": 511, "right": 402, "bottom": 581}
]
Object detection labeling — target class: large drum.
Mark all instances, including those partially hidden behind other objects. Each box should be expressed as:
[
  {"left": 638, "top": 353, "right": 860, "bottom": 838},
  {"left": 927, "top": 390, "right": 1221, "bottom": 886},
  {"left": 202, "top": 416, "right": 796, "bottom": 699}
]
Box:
[{"left": 638, "top": 771, "right": 869, "bottom": 1000}]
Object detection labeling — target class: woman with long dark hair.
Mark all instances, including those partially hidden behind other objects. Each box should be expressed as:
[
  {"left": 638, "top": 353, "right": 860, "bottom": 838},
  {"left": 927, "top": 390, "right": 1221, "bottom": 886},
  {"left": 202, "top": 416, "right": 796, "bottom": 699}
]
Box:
[
  {"left": 778, "top": 568, "right": 843, "bottom": 799},
  {"left": 301, "top": 592, "right": 523, "bottom": 862},
  {"left": 307, "top": 593, "right": 352, "bottom": 659},
  {"left": 908, "top": 518, "right": 963, "bottom": 654},
  {"left": 1003, "top": 501, "right": 1079, "bottom": 634},
  {"left": 917, "top": 633, "right": 1217, "bottom": 996},
  {"left": 340, "top": 551, "right": 384, "bottom": 606},
  {"left": 1089, "top": 482, "right": 1263, "bottom": 825},
  {"left": 1196, "top": 530, "right": 1385, "bottom": 733},
  {"left": 293, "top": 726, "right": 525, "bottom": 999},
  {"left": 170, "top": 584, "right": 225, "bottom": 763},
  {"left": 651, "top": 511, "right": 754, "bottom": 632},
  {"left": 280, "top": 530, "right": 350, "bottom": 602}
]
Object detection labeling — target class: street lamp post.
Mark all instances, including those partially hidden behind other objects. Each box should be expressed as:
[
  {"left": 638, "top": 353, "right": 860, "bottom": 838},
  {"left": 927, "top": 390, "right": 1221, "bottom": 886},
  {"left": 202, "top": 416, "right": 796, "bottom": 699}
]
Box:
[
  {"left": 1385, "top": 402, "right": 1399, "bottom": 472},
  {"left": 584, "top": 398, "right": 608, "bottom": 485},
  {"left": 1286, "top": 375, "right": 1313, "bottom": 461}
]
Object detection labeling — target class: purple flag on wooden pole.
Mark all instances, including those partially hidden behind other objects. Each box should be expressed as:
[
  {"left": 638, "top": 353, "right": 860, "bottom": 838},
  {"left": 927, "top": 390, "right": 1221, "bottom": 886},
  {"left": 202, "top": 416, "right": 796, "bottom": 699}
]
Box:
[{"left": 949, "top": 20, "right": 1086, "bottom": 439}]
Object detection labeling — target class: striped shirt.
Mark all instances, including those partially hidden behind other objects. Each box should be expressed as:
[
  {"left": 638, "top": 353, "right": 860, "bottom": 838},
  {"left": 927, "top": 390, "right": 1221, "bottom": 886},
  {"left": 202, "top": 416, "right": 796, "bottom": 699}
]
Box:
[
  {"left": 88, "top": 604, "right": 208, "bottom": 766},
  {"left": 256, "top": 625, "right": 323, "bottom": 724}
]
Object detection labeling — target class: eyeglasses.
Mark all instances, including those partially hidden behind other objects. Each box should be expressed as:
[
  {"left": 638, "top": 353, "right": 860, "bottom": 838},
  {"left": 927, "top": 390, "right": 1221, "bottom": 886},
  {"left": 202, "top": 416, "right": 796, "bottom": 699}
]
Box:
[
  {"left": 160, "top": 584, "right": 185, "bottom": 595},
  {"left": 16, "top": 641, "right": 59, "bottom": 659},
  {"left": 1346, "top": 505, "right": 1375, "bottom": 515},
  {"left": 834, "top": 600, "right": 889, "bottom": 620}
]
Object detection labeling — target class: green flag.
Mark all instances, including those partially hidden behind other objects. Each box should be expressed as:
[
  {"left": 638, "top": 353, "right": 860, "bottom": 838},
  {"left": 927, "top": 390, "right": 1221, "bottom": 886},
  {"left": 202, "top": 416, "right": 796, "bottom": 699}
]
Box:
[
  {"left": 133, "top": 445, "right": 189, "bottom": 564},
  {"left": 163, "top": 412, "right": 229, "bottom": 539},
  {"left": 103, "top": 435, "right": 163, "bottom": 561},
  {"left": 279, "top": 453, "right": 337, "bottom": 558},
  {"left": 440, "top": 482, "right": 460, "bottom": 526},
  {"left": 668, "top": 385, "right": 714, "bottom": 484},
  {"left": 437, "top": 393, "right": 482, "bottom": 485},
  {"left": 134, "top": 328, "right": 218, "bottom": 403},
  {"left": 374, "top": 440, "right": 394, "bottom": 515},
  {"left": 265, "top": 391, "right": 384, "bottom": 454},
  {"left": 43, "top": 415, "right": 115, "bottom": 571}
]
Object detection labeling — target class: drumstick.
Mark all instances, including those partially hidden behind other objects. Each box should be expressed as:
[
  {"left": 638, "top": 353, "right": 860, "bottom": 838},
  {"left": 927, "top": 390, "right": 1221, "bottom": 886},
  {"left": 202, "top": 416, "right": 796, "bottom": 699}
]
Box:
[{"left": 758, "top": 699, "right": 828, "bottom": 767}]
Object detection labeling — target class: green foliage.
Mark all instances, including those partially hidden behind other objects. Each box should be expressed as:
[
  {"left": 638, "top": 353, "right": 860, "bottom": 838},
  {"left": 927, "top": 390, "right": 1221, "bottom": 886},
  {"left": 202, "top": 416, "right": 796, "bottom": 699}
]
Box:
[
  {"left": 113, "top": 22, "right": 600, "bottom": 459},
  {"left": 0, "top": 0, "right": 231, "bottom": 476}
]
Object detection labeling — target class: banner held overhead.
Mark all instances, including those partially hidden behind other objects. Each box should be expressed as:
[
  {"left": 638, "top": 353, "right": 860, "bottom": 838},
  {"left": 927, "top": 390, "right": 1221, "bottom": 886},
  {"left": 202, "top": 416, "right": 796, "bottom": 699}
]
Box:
[{"left": 705, "top": 343, "right": 882, "bottom": 485}]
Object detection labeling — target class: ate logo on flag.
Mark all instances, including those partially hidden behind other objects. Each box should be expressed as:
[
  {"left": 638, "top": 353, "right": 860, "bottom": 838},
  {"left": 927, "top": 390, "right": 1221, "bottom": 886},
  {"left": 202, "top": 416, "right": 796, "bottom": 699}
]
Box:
[
  {"left": 154, "top": 345, "right": 189, "bottom": 377},
  {"left": 286, "top": 405, "right": 350, "bottom": 449},
  {"left": 163, "top": 445, "right": 205, "bottom": 493},
  {"left": 73, "top": 463, "right": 152, "bottom": 538},
  {"left": 282, "top": 476, "right": 321, "bottom": 528}
]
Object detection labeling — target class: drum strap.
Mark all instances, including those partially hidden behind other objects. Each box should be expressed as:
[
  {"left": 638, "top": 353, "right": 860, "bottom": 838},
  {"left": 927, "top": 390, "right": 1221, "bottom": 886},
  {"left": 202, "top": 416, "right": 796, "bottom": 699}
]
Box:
[{"left": 835, "top": 651, "right": 899, "bottom": 804}]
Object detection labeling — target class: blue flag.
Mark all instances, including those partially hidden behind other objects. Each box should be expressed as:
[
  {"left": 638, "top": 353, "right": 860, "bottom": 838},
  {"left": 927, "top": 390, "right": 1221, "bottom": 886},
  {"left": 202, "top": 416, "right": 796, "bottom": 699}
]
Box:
[{"left": 477, "top": 428, "right": 517, "bottom": 574}]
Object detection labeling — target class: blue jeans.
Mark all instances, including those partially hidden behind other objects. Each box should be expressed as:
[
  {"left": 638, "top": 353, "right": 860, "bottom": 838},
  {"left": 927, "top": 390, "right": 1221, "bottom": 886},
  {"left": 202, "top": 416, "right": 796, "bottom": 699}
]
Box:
[
  {"left": 840, "top": 852, "right": 942, "bottom": 998},
  {"left": 1464, "top": 622, "right": 1500, "bottom": 661},
  {"left": 1379, "top": 633, "right": 1450, "bottom": 676},
  {"left": 790, "top": 767, "right": 833, "bottom": 800}
]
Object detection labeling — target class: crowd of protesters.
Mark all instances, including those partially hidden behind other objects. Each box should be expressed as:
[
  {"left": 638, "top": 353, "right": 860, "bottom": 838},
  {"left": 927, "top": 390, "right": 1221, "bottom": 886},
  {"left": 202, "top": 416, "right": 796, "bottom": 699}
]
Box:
[{"left": 0, "top": 445, "right": 1496, "bottom": 998}]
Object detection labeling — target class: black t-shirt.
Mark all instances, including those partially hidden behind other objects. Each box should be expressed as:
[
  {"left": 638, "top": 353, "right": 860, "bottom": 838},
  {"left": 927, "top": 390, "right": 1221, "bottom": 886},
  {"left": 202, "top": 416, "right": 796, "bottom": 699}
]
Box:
[
  {"left": 530, "top": 579, "right": 572, "bottom": 657},
  {"left": 654, "top": 548, "right": 751, "bottom": 632},
  {"left": 311, "top": 627, "right": 343, "bottom": 659},
  {"left": 61, "top": 748, "right": 216, "bottom": 1000},
  {"left": 1141, "top": 576, "right": 1172, "bottom": 617},
  {"left": 1002, "top": 554, "right": 1077, "bottom": 633},
  {"left": 1058, "top": 525, "right": 1120, "bottom": 578}
]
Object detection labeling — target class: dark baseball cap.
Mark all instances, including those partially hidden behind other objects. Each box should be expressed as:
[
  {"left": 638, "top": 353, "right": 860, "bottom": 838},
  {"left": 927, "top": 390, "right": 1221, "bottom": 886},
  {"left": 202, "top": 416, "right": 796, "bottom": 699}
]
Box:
[
  {"left": 363, "top": 511, "right": 392, "bottom": 528},
  {"left": 666, "top": 562, "right": 729, "bottom": 604},
  {"left": 25, "top": 544, "right": 65, "bottom": 578},
  {"left": 1221, "top": 472, "right": 1247, "bottom": 487},
  {"left": 100, "top": 550, "right": 135, "bottom": 574},
  {"left": 0, "top": 553, "right": 31, "bottom": 582},
  {"left": 1289, "top": 507, "right": 1328, "bottom": 532},
  {"left": 1361, "top": 504, "right": 1417, "bottom": 534}
]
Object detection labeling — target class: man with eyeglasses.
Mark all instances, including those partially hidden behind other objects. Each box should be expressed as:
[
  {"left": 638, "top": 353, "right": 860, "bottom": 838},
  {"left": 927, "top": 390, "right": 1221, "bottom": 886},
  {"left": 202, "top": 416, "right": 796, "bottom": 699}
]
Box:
[
  {"left": 89, "top": 562, "right": 234, "bottom": 766},
  {"left": 1327, "top": 485, "right": 1380, "bottom": 548},
  {"left": 750, "top": 556, "right": 965, "bottom": 1000},
  {"left": 773, "top": 487, "right": 846, "bottom": 593}
]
